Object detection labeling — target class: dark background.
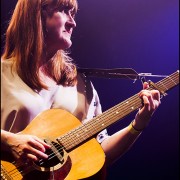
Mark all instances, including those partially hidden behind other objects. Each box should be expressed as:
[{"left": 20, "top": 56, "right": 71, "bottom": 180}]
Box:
[{"left": 1, "top": 0, "right": 179, "bottom": 179}]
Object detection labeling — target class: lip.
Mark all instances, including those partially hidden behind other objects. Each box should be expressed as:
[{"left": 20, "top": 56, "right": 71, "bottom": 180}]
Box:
[{"left": 64, "top": 30, "right": 72, "bottom": 36}]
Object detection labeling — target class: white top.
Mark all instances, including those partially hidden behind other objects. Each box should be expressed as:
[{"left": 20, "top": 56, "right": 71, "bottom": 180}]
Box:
[{"left": 1, "top": 59, "right": 108, "bottom": 143}]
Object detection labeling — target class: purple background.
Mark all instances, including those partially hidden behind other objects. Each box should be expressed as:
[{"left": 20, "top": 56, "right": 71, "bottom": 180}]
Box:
[{"left": 1, "top": 0, "right": 179, "bottom": 179}]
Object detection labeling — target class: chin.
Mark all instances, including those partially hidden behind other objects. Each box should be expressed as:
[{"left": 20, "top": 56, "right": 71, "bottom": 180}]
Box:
[{"left": 61, "top": 39, "right": 72, "bottom": 50}]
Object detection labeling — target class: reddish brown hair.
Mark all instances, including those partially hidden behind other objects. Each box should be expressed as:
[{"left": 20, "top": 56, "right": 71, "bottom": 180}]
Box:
[{"left": 2, "top": 0, "right": 78, "bottom": 91}]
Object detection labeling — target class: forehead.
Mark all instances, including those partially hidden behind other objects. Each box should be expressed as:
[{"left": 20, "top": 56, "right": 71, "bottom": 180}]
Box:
[{"left": 41, "top": 0, "right": 78, "bottom": 11}]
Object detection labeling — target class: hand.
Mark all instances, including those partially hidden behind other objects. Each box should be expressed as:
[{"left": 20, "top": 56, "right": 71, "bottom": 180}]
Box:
[
  {"left": 3, "top": 132, "right": 50, "bottom": 163},
  {"left": 134, "top": 82, "right": 161, "bottom": 130}
]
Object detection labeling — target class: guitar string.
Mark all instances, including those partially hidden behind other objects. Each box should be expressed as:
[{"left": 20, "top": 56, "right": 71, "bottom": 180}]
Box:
[
  {"left": 3, "top": 71, "right": 179, "bottom": 178},
  {"left": 54, "top": 71, "right": 179, "bottom": 150},
  {"left": 71, "top": 72, "right": 178, "bottom": 141},
  {"left": 50, "top": 72, "right": 179, "bottom": 151},
  {"left": 57, "top": 71, "right": 179, "bottom": 149},
  {"left": 86, "top": 73, "right": 179, "bottom": 135}
]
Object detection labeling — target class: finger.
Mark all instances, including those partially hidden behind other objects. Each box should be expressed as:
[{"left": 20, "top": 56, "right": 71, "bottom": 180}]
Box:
[
  {"left": 143, "top": 82, "right": 149, "bottom": 90},
  {"left": 151, "top": 89, "right": 161, "bottom": 102},
  {"left": 26, "top": 153, "right": 38, "bottom": 162},
  {"left": 29, "top": 138, "right": 50, "bottom": 153},
  {"left": 142, "top": 95, "right": 151, "bottom": 111},
  {"left": 146, "top": 93, "right": 155, "bottom": 110},
  {"left": 147, "top": 90, "right": 161, "bottom": 109},
  {"left": 33, "top": 137, "right": 51, "bottom": 149},
  {"left": 26, "top": 146, "right": 49, "bottom": 159},
  {"left": 140, "top": 91, "right": 155, "bottom": 111},
  {"left": 15, "top": 150, "right": 38, "bottom": 163}
]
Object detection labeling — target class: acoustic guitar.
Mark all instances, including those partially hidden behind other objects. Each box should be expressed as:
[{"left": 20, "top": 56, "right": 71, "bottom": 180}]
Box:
[{"left": 1, "top": 70, "right": 179, "bottom": 180}]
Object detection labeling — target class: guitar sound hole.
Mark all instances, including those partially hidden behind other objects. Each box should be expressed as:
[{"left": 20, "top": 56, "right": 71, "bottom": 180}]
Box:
[{"left": 35, "top": 141, "right": 65, "bottom": 168}]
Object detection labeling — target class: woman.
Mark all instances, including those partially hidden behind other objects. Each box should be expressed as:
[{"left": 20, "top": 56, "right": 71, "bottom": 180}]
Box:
[{"left": 1, "top": 0, "right": 160, "bottom": 178}]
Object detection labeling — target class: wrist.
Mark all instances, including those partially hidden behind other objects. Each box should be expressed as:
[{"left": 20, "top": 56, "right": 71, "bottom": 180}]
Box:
[
  {"left": 128, "top": 120, "right": 143, "bottom": 135},
  {"left": 1, "top": 130, "right": 14, "bottom": 151},
  {"left": 134, "top": 112, "right": 152, "bottom": 130}
]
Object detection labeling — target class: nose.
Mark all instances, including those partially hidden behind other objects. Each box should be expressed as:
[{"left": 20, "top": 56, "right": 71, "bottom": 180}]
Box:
[{"left": 67, "top": 14, "right": 76, "bottom": 29}]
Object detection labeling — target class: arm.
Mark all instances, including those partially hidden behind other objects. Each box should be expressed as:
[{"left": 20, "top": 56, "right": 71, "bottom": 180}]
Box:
[{"left": 101, "top": 82, "right": 161, "bottom": 166}]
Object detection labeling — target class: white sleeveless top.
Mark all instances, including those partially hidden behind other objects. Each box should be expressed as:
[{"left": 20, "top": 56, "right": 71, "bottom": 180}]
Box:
[{"left": 1, "top": 59, "right": 108, "bottom": 143}]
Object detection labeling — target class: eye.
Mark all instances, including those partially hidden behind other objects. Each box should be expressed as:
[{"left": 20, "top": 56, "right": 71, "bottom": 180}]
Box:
[
  {"left": 58, "top": 6, "right": 69, "bottom": 13},
  {"left": 58, "top": 6, "right": 76, "bottom": 18},
  {"left": 63, "top": 8, "right": 69, "bottom": 14}
]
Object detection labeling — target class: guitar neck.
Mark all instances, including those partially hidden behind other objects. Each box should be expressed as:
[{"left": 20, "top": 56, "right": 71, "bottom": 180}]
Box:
[{"left": 57, "top": 71, "right": 179, "bottom": 150}]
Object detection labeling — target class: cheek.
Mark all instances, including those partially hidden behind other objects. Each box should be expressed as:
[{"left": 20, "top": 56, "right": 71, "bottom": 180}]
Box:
[{"left": 46, "top": 15, "right": 64, "bottom": 34}]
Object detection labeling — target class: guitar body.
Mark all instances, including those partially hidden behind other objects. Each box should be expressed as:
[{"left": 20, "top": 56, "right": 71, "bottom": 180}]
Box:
[{"left": 1, "top": 109, "right": 106, "bottom": 180}]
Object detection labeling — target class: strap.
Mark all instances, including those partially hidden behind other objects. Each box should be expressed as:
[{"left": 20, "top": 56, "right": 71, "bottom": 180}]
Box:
[
  {"left": 78, "top": 68, "right": 168, "bottom": 81},
  {"left": 78, "top": 68, "right": 139, "bottom": 81}
]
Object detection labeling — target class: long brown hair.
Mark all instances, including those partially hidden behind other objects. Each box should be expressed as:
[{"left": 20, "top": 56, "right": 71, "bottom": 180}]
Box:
[{"left": 2, "top": 0, "right": 78, "bottom": 91}]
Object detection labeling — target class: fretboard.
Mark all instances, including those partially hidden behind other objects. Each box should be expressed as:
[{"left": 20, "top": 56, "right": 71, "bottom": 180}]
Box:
[{"left": 57, "top": 71, "right": 179, "bottom": 150}]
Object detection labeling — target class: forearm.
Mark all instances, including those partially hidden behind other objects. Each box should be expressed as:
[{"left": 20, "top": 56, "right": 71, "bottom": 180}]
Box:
[{"left": 101, "top": 121, "right": 142, "bottom": 166}]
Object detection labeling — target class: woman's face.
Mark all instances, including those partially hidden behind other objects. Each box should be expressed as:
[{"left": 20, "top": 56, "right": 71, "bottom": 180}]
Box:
[{"left": 45, "top": 6, "right": 76, "bottom": 52}]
